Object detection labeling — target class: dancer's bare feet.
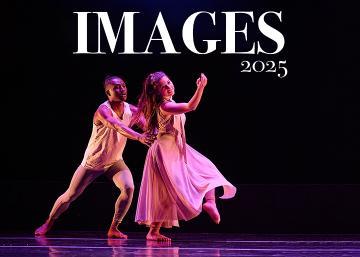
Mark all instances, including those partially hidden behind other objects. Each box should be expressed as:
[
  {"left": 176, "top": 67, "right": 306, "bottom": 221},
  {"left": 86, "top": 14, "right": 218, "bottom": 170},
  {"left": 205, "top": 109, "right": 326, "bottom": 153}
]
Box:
[
  {"left": 107, "top": 228, "right": 128, "bottom": 239},
  {"left": 203, "top": 200, "right": 221, "bottom": 224},
  {"left": 34, "top": 220, "right": 53, "bottom": 236},
  {"left": 146, "top": 231, "right": 171, "bottom": 242}
]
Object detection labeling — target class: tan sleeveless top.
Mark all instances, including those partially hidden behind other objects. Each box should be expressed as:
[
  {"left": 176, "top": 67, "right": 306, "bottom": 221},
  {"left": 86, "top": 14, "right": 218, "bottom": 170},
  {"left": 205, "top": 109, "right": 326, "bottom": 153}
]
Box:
[{"left": 81, "top": 101, "right": 132, "bottom": 169}]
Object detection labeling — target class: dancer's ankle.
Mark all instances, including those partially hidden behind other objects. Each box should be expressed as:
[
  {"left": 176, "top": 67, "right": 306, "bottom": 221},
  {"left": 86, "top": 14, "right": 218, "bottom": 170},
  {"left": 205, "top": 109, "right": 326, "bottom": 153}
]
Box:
[
  {"left": 149, "top": 223, "right": 160, "bottom": 234},
  {"left": 45, "top": 218, "right": 54, "bottom": 226},
  {"left": 205, "top": 198, "right": 216, "bottom": 204},
  {"left": 109, "top": 225, "right": 118, "bottom": 231},
  {"left": 109, "top": 217, "right": 122, "bottom": 230}
]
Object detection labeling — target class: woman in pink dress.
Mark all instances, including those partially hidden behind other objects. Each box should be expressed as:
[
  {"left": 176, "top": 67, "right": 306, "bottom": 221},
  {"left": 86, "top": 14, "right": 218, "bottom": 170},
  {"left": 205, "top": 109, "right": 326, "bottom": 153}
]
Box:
[{"left": 135, "top": 72, "right": 237, "bottom": 241}]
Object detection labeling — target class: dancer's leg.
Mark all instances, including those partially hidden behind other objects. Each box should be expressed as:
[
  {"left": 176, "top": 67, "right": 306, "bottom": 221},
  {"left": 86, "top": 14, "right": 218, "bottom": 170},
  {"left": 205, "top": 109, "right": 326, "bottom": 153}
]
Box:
[
  {"left": 35, "top": 165, "right": 102, "bottom": 235},
  {"left": 106, "top": 160, "right": 134, "bottom": 238},
  {"left": 203, "top": 188, "right": 221, "bottom": 224},
  {"left": 146, "top": 222, "right": 171, "bottom": 242}
]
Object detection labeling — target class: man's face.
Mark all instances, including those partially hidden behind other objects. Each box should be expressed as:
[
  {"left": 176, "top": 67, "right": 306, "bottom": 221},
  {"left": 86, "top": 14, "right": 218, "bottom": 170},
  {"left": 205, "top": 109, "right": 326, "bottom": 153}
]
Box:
[{"left": 106, "top": 78, "right": 127, "bottom": 101}]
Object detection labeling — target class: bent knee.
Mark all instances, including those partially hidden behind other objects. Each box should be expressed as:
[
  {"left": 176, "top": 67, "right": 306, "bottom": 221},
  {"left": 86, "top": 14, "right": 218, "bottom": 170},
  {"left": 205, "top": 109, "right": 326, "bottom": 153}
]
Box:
[
  {"left": 124, "top": 185, "right": 135, "bottom": 195},
  {"left": 119, "top": 185, "right": 134, "bottom": 199}
]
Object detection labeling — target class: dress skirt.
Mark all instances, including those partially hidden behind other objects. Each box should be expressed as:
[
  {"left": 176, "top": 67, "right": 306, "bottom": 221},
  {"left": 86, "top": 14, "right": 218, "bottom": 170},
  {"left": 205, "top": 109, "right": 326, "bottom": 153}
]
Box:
[{"left": 135, "top": 134, "right": 237, "bottom": 228}]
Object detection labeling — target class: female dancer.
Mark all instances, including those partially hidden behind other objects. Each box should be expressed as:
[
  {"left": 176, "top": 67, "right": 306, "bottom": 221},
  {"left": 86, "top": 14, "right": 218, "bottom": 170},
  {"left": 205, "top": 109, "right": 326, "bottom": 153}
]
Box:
[{"left": 135, "top": 72, "right": 237, "bottom": 241}]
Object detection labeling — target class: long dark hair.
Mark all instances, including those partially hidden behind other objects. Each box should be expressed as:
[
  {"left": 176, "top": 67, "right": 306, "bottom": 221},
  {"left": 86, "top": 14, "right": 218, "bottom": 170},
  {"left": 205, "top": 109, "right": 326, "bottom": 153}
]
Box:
[{"left": 135, "top": 71, "right": 167, "bottom": 133}]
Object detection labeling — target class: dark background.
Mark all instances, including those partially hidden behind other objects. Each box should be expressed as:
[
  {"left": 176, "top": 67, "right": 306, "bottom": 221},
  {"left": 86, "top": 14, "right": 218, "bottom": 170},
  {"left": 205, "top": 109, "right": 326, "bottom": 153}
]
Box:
[{"left": 4, "top": 0, "right": 360, "bottom": 233}]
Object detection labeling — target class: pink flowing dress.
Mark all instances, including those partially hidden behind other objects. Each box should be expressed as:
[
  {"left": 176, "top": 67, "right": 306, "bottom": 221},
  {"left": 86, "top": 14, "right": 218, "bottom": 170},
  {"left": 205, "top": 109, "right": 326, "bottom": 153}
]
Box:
[{"left": 135, "top": 107, "right": 237, "bottom": 228}]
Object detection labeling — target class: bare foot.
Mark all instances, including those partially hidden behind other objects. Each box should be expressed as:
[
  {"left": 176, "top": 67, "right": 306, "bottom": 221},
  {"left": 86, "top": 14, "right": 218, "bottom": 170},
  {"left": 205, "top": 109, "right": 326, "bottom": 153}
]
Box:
[
  {"left": 107, "top": 228, "right": 128, "bottom": 239},
  {"left": 146, "top": 231, "right": 171, "bottom": 242},
  {"left": 34, "top": 220, "right": 53, "bottom": 236},
  {"left": 203, "top": 201, "right": 221, "bottom": 224}
]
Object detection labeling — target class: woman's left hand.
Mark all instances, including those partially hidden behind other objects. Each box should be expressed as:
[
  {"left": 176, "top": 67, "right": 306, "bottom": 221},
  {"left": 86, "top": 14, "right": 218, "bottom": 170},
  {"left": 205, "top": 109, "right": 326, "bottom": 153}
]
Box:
[{"left": 196, "top": 73, "right": 208, "bottom": 88}]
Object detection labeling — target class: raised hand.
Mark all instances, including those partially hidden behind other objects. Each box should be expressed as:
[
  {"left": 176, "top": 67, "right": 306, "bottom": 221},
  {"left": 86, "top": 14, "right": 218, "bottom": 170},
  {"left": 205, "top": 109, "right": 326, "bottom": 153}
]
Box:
[{"left": 196, "top": 73, "right": 208, "bottom": 88}]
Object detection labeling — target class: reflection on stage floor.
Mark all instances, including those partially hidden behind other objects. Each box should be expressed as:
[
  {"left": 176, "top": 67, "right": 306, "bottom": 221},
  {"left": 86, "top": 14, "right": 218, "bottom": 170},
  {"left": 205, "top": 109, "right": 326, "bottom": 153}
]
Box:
[{"left": 1, "top": 232, "right": 360, "bottom": 256}]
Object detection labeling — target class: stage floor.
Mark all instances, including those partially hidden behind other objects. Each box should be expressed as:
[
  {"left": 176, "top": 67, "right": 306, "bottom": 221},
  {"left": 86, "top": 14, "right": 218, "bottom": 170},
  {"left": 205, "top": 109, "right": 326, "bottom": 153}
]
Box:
[{"left": 1, "top": 232, "right": 360, "bottom": 256}]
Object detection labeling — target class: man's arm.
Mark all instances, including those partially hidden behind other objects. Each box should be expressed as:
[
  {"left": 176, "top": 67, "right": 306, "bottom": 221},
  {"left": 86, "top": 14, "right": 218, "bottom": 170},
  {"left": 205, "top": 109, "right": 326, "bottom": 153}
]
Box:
[
  {"left": 95, "top": 105, "right": 150, "bottom": 145},
  {"left": 129, "top": 104, "right": 146, "bottom": 131}
]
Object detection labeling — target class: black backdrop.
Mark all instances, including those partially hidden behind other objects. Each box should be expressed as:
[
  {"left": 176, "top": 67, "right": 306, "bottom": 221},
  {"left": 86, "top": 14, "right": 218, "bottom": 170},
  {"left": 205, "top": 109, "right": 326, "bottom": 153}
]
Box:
[{"left": 4, "top": 0, "right": 360, "bottom": 233}]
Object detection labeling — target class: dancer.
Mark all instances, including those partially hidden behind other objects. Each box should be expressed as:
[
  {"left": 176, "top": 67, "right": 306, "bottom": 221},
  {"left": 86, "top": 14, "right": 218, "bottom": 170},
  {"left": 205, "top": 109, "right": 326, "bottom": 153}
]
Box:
[
  {"left": 135, "top": 72, "right": 237, "bottom": 241},
  {"left": 35, "top": 75, "right": 153, "bottom": 238}
]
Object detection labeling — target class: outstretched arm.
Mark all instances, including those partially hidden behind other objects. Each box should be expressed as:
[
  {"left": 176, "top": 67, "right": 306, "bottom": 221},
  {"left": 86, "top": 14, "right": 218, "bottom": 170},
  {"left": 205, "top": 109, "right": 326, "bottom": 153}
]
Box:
[
  {"left": 129, "top": 104, "right": 146, "bottom": 131},
  {"left": 161, "top": 73, "right": 208, "bottom": 115},
  {"left": 95, "top": 105, "right": 151, "bottom": 146}
]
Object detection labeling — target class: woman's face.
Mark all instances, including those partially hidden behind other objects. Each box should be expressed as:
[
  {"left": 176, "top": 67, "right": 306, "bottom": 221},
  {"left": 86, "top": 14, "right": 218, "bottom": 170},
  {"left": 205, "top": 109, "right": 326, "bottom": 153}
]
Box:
[{"left": 158, "top": 76, "right": 175, "bottom": 100}]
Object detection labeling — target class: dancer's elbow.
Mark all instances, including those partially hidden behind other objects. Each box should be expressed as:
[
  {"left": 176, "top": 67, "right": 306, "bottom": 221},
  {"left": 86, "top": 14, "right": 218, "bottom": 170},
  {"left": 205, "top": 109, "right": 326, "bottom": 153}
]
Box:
[{"left": 188, "top": 104, "right": 197, "bottom": 111}]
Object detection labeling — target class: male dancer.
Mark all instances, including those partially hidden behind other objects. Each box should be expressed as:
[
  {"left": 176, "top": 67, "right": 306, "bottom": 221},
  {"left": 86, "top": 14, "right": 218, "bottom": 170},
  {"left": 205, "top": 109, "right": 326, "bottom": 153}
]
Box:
[{"left": 35, "top": 76, "right": 152, "bottom": 238}]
